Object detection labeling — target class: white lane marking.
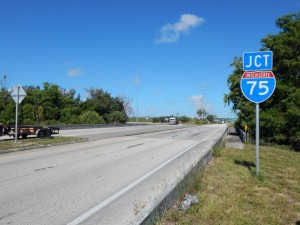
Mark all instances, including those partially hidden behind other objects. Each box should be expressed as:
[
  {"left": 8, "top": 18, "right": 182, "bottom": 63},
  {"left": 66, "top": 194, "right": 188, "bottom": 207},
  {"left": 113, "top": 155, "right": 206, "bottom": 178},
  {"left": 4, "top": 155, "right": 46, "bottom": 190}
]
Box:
[{"left": 66, "top": 127, "right": 224, "bottom": 225}]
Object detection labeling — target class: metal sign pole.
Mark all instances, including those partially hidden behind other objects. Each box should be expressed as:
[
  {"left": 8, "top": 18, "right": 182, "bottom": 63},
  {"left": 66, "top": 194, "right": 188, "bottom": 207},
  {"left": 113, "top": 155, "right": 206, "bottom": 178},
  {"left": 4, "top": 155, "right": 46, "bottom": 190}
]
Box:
[
  {"left": 242, "top": 51, "right": 274, "bottom": 178},
  {"left": 15, "top": 86, "right": 20, "bottom": 143},
  {"left": 256, "top": 103, "right": 260, "bottom": 177}
]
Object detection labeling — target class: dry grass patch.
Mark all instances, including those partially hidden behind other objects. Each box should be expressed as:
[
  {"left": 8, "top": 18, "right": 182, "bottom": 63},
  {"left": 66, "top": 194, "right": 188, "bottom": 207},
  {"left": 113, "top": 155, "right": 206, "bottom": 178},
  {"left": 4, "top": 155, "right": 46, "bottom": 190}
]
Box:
[
  {"left": 158, "top": 145, "right": 300, "bottom": 225},
  {"left": 0, "top": 136, "right": 87, "bottom": 151}
]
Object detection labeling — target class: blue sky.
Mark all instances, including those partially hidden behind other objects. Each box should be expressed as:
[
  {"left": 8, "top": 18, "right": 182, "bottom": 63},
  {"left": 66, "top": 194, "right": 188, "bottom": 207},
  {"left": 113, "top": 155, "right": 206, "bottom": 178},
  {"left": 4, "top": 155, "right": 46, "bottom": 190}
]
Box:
[{"left": 1, "top": 0, "right": 299, "bottom": 118}]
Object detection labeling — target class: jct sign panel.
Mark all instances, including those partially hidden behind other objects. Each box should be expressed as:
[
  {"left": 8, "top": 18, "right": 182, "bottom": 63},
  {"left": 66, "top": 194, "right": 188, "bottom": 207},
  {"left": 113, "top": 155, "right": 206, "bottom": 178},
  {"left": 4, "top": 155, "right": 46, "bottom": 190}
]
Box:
[
  {"left": 240, "top": 71, "right": 276, "bottom": 104},
  {"left": 243, "top": 51, "right": 273, "bottom": 71}
]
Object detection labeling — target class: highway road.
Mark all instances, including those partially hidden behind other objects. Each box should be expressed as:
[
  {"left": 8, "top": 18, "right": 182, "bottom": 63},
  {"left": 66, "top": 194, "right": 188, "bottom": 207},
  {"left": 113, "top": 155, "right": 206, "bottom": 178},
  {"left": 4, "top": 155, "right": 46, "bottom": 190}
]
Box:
[
  {"left": 58, "top": 124, "right": 189, "bottom": 140},
  {"left": 0, "top": 124, "right": 227, "bottom": 225}
]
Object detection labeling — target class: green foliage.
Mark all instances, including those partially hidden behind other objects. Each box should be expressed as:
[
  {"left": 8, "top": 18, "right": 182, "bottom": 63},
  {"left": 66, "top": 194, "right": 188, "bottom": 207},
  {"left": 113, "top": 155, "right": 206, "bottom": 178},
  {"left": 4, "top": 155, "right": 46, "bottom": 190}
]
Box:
[
  {"left": 79, "top": 111, "right": 105, "bottom": 124},
  {"left": 60, "top": 107, "right": 81, "bottom": 124},
  {"left": 152, "top": 117, "right": 164, "bottom": 123},
  {"left": 194, "top": 118, "right": 203, "bottom": 125},
  {"left": 21, "top": 103, "right": 35, "bottom": 124},
  {"left": 178, "top": 116, "right": 190, "bottom": 123},
  {"left": 206, "top": 114, "right": 215, "bottom": 123},
  {"left": 152, "top": 116, "right": 169, "bottom": 123},
  {"left": 0, "top": 82, "right": 128, "bottom": 125},
  {"left": 212, "top": 146, "right": 222, "bottom": 157},
  {"left": 106, "top": 111, "right": 127, "bottom": 124},
  {"left": 291, "top": 132, "right": 300, "bottom": 152},
  {"left": 196, "top": 108, "right": 207, "bottom": 118},
  {"left": 84, "top": 88, "right": 126, "bottom": 123},
  {"left": 261, "top": 12, "right": 300, "bottom": 86},
  {"left": 225, "top": 11, "right": 300, "bottom": 151},
  {"left": 0, "top": 101, "right": 15, "bottom": 125}
]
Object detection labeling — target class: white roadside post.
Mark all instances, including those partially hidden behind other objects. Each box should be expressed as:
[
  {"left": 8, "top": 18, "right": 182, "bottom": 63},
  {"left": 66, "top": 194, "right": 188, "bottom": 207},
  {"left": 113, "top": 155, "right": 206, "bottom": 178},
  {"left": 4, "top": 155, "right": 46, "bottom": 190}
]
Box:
[
  {"left": 241, "top": 51, "right": 275, "bottom": 177},
  {"left": 10, "top": 85, "right": 27, "bottom": 143}
]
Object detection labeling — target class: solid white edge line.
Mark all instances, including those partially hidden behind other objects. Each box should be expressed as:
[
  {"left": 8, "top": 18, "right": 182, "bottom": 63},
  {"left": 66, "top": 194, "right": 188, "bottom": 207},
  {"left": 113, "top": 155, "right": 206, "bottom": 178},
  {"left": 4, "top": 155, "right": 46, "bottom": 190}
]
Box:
[{"left": 66, "top": 126, "right": 224, "bottom": 225}]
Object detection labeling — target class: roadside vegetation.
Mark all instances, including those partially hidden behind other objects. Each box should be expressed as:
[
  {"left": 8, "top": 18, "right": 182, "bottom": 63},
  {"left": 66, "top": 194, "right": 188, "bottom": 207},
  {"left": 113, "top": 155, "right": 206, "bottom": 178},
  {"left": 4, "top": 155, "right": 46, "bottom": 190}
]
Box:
[
  {"left": 224, "top": 11, "right": 300, "bottom": 151},
  {"left": 158, "top": 145, "right": 300, "bottom": 225},
  {"left": 0, "top": 84, "right": 128, "bottom": 125},
  {"left": 0, "top": 136, "right": 87, "bottom": 151}
]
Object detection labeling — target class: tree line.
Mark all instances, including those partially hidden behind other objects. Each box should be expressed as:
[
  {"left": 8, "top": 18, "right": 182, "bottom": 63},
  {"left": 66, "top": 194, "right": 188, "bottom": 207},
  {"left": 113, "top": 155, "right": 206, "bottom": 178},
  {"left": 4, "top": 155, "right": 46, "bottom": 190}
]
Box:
[
  {"left": 224, "top": 11, "right": 300, "bottom": 151},
  {"left": 0, "top": 81, "right": 128, "bottom": 125}
]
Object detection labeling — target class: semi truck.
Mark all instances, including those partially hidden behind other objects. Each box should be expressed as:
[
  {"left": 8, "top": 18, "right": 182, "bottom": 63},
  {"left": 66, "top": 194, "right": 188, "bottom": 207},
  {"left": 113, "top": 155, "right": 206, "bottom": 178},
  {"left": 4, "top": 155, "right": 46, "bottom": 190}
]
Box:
[
  {"left": 0, "top": 124, "right": 60, "bottom": 139},
  {"left": 169, "top": 117, "right": 178, "bottom": 125}
]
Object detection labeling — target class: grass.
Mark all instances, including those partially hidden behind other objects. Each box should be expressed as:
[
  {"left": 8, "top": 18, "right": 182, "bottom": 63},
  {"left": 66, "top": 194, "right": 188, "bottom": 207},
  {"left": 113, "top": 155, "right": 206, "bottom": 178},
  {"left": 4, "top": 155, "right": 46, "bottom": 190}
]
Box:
[
  {"left": 158, "top": 144, "right": 300, "bottom": 225},
  {"left": 0, "top": 136, "right": 87, "bottom": 151}
]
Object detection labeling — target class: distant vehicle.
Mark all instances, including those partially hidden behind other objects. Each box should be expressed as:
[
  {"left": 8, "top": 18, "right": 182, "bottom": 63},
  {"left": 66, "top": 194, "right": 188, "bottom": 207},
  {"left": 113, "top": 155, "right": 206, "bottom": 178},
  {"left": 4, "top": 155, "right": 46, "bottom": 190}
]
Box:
[{"left": 169, "top": 117, "right": 178, "bottom": 125}]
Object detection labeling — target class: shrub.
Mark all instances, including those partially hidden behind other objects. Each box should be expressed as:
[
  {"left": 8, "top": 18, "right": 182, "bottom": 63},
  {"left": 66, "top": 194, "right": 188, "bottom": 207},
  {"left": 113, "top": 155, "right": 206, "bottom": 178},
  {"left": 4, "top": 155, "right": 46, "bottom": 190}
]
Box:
[{"left": 79, "top": 111, "right": 105, "bottom": 124}]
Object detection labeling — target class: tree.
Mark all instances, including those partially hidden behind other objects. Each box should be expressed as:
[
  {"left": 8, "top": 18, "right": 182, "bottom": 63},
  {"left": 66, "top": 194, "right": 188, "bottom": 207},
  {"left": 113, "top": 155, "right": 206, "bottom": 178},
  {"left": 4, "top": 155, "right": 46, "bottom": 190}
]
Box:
[
  {"left": 84, "top": 88, "right": 127, "bottom": 123},
  {"left": 225, "top": 11, "right": 300, "bottom": 151},
  {"left": 79, "top": 111, "right": 105, "bottom": 124},
  {"left": 0, "top": 101, "right": 15, "bottom": 125},
  {"left": 178, "top": 116, "right": 190, "bottom": 123},
  {"left": 21, "top": 103, "right": 35, "bottom": 124},
  {"left": 0, "top": 74, "right": 14, "bottom": 124},
  {"left": 59, "top": 88, "right": 81, "bottom": 124},
  {"left": 0, "top": 74, "right": 128, "bottom": 125},
  {"left": 107, "top": 111, "right": 127, "bottom": 124},
  {"left": 261, "top": 12, "right": 300, "bottom": 86},
  {"left": 206, "top": 114, "right": 215, "bottom": 123},
  {"left": 196, "top": 108, "right": 207, "bottom": 119},
  {"left": 118, "top": 94, "right": 134, "bottom": 116},
  {"left": 41, "top": 83, "right": 63, "bottom": 122},
  {"left": 22, "top": 86, "right": 43, "bottom": 124},
  {"left": 224, "top": 57, "right": 255, "bottom": 130}
]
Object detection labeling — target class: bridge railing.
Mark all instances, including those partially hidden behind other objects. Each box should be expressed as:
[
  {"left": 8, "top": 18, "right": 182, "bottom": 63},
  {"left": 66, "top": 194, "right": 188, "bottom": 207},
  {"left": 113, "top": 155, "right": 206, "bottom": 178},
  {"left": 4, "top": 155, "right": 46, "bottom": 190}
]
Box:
[{"left": 235, "top": 125, "right": 247, "bottom": 142}]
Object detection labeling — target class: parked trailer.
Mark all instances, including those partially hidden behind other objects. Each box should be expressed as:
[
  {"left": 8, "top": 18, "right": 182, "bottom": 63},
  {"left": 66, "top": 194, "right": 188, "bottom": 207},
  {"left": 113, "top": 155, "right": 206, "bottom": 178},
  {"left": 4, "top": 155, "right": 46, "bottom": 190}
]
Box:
[{"left": 2, "top": 125, "right": 60, "bottom": 139}]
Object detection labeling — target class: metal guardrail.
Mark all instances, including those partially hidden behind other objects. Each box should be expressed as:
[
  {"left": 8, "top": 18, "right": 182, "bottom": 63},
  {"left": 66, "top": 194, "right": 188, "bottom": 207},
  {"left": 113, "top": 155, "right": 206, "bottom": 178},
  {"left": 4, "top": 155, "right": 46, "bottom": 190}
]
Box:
[
  {"left": 54, "top": 123, "right": 148, "bottom": 130},
  {"left": 235, "top": 125, "right": 247, "bottom": 142}
]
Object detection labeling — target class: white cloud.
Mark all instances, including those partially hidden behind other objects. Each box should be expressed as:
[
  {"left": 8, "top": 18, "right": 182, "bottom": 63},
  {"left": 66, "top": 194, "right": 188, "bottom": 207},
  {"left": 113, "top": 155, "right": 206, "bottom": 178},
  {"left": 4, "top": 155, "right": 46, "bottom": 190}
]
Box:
[
  {"left": 67, "top": 68, "right": 81, "bottom": 77},
  {"left": 155, "top": 14, "right": 204, "bottom": 44}
]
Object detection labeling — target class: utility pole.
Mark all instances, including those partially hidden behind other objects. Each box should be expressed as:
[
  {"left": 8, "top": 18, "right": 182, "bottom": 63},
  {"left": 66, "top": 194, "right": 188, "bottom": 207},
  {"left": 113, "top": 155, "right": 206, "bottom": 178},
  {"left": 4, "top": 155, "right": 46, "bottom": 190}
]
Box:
[
  {"left": 136, "top": 83, "right": 139, "bottom": 124},
  {"left": 134, "top": 75, "right": 140, "bottom": 124}
]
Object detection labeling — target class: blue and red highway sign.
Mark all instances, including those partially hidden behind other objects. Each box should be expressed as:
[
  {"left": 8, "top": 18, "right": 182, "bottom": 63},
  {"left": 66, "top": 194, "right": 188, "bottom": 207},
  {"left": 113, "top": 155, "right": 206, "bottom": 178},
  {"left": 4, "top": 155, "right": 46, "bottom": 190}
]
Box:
[{"left": 240, "top": 71, "right": 276, "bottom": 104}]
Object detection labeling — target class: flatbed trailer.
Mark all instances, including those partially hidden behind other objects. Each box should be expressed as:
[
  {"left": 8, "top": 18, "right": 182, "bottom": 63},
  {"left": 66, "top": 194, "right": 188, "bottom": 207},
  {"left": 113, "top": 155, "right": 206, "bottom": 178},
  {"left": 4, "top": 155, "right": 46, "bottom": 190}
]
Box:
[{"left": 2, "top": 125, "right": 60, "bottom": 139}]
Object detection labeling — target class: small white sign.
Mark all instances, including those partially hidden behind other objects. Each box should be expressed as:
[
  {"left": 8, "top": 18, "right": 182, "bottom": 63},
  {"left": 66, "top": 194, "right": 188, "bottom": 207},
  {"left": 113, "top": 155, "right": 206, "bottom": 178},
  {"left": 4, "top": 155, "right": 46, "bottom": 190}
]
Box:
[{"left": 10, "top": 86, "right": 27, "bottom": 104}]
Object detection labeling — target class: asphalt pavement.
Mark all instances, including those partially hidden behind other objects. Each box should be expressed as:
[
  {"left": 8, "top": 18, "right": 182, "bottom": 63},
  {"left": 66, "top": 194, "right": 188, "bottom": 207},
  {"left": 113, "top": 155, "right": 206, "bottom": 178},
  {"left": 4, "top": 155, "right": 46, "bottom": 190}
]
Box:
[
  {"left": 225, "top": 126, "right": 244, "bottom": 149},
  {"left": 0, "top": 124, "right": 228, "bottom": 225}
]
